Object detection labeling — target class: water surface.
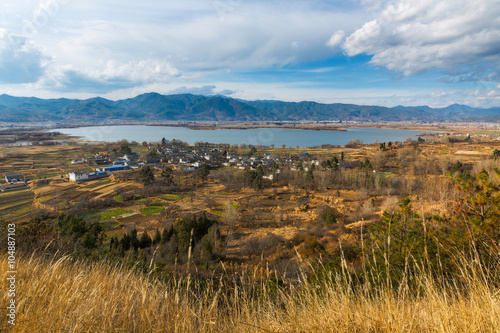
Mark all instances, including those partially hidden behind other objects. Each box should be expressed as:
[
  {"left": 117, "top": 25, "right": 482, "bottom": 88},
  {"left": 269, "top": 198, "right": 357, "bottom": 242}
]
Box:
[{"left": 50, "top": 125, "right": 428, "bottom": 147}]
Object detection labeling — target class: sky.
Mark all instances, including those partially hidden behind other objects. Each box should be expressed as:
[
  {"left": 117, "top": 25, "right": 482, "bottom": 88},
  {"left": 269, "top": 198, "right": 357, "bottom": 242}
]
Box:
[{"left": 0, "top": 0, "right": 499, "bottom": 108}]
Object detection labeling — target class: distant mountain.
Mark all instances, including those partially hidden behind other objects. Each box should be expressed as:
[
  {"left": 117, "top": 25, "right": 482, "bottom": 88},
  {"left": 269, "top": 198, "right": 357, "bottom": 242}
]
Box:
[
  {"left": 0, "top": 93, "right": 498, "bottom": 123},
  {"left": 0, "top": 94, "right": 43, "bottom": 106}
]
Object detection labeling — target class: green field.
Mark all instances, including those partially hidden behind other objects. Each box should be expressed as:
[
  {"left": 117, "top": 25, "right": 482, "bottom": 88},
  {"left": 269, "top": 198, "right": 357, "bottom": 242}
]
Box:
[
  {"left": 1, "top": 202, "right": 34, "bottom": 220},
  {"left": 378, "top": 172, "right": 394, "bottom": 178},
  {"left": 0, "top": 198, "right": 33, "bottom": 208},
  {"left": 163, "top": 194, "right": 183, "bottom": 201},
  {"left": 101, "top": 220, "right": 120, "bottom": 231},
  {"left": 0, "top": 189, "right": 33, "bottom": 199},
  {"left": 79, "top": 209, "right": 101, "bottom": 219},
  {"left": 140, "top": 206, "right": 163, "bottom": 216},
  {"left": 36, "top": 195, "right": 51, "bottom": 202},
  {"left": 105, "top": 232, "right": 124, "bottom": 240},
  {"left": 36, "top": 172, "right": 65, "bottom": 179},
  {"left": 210, "top": 210, "right": 225, "bottom": 216}
]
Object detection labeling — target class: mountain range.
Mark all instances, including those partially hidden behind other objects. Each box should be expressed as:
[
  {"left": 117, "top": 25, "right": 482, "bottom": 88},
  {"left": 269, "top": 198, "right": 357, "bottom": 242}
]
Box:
[{"left": 0, "top": 92, "right": 499, "bottom": 123}]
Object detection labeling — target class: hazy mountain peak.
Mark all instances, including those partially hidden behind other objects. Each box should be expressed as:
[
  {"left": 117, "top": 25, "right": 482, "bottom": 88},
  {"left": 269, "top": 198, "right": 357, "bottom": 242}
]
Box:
[{"left": 0, "top": 93, "right": 498, "bottom": 123}]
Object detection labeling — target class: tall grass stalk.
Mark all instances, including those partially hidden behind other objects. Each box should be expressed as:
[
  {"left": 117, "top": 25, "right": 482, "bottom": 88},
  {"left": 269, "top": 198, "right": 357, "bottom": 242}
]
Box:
[{"left": 2, "top": 250, "right": 500, "bottom": 332}]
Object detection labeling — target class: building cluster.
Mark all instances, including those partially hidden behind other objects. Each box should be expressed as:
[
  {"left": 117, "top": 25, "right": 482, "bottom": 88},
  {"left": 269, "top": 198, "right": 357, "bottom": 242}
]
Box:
[
  {"left": 67, "top": 144, "right": 323, "bottom": 182},
  {"left": 154, "top": 145, "right": 320, "bottom": 173}
]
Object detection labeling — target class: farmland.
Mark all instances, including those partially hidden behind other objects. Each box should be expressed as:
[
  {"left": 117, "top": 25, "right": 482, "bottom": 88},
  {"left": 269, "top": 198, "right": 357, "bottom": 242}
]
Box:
[
  {"left": 2, "top": 129, "right": 500, "bottom": 270},
  {"left": 3, "top": 127, "right": 500, "bottom": 332}
]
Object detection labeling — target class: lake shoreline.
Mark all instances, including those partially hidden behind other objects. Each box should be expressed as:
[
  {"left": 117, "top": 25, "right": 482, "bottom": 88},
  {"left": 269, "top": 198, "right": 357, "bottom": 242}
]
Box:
[
  {"left": 10, "top": 120, "right": 493, "bottom": 136},
  {"left": 42, "top": 121, "right": 446, "bottom": 133},
  {"left": 43, "top": 122, "right": 349, "bottom": 132},
  {"left": 48, "top": 125, "right": 434, "bottom": 147}
]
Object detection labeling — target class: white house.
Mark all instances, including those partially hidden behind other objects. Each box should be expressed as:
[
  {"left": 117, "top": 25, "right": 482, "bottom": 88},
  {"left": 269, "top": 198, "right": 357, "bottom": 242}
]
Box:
[{"left": 68, "top": 172, "right": 89, "bottom": 182}]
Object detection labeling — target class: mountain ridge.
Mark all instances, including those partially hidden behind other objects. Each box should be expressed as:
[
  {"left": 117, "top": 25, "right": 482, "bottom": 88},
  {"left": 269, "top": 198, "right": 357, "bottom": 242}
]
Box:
[{"left": 0, "top": 93, "right": 498, "bottom": 123}]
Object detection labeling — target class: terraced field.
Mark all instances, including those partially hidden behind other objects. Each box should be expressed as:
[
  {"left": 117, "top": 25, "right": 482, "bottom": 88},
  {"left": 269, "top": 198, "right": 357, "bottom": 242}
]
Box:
[{"left": 0, "top": 188, "right": 35, "bottom": 222}]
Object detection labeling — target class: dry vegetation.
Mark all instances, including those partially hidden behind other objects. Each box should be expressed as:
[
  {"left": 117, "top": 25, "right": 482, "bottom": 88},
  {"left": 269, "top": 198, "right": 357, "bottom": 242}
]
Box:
[
  {"left": 4, "top": 128, "right": 500, "bottom": 331},
  {"left": 1, "top": 251, "right": 500, "bottom": 332}
]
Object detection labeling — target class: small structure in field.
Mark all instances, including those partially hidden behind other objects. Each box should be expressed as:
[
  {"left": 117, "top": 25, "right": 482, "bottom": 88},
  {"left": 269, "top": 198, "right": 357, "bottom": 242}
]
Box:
[{"left": 5, "top": 173, "right": 25, "bottom": 184}]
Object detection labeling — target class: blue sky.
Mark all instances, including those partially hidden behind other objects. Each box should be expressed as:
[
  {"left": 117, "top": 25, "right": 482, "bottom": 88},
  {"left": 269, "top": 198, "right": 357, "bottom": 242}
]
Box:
[{"left": 0, "top": 0, "right": 499, "bottom": 107}]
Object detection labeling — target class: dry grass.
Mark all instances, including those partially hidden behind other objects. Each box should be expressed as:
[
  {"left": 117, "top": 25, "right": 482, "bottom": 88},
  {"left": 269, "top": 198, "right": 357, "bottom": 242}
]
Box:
[{"left": 2, "top": 252, "right": 500, "bottom": 332}]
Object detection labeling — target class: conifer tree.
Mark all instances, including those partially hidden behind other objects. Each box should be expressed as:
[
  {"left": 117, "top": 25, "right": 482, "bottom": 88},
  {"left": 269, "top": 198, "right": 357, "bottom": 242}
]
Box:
[
  {"left": 153, "top": 228, "right": 161, "bottom": 245},
  {"left": 161, "top": 226, "right": 174, "bottom": 244},
  {"left": 130, "top": 228, "right": 139, "bottom": 250},
  {"left": 139, "top": 231, "right": 152, "bottom": 249}
]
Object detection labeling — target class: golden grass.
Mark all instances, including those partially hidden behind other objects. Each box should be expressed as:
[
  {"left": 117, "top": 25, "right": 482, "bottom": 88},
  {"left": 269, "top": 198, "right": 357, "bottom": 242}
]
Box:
[{"left": 2, "top": 253, "right": 500, "bottom": 332}]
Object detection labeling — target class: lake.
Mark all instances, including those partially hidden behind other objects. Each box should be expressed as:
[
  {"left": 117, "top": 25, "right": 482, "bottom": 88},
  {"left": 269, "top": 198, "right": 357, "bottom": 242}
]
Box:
[{"left": 50, "top": 125, "right": 428, "bottom": 147}]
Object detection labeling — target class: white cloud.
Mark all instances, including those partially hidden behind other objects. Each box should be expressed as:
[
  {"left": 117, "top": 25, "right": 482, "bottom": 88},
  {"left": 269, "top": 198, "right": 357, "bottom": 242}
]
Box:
[
  {"left": 101, "top": 59, "right": 181, "bottom": 82},
  {"left": 326, "top": 30, "right": 345, "bottom": 48},
  {"left": 37, "top": 59, "right": 181, "bottom": 93},
  {"left": 431, "top": 90, "right": 455, "bottom": 98},
  {"left": 167, "top": 85, "right": 236, "bottom": 96},
  {"left": 344, "top": 0, "right": 500, "bottom": 76},
  {"left": 4, "top": 0, "right": 498, "bottom": 109},
  {"left": 0, "top": 1, "right": 372, "bottom": 98},
  {"left": 0, "top": 29, "right": 47, "bottom": 83},
  {"left": 40, "top": 2, "right": 367, "bottom": 71}
]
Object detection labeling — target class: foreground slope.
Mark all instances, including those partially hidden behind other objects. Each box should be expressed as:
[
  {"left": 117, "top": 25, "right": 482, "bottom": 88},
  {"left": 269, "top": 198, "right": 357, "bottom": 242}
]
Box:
[{"left": 2, "top": 252, "right": 500, "bottom": 332}]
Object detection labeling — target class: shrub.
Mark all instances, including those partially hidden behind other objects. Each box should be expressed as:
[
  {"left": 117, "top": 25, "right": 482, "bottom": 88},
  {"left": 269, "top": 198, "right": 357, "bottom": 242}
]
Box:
[{"left": 321, "top": 210, "right": 337, "bottom": 225}]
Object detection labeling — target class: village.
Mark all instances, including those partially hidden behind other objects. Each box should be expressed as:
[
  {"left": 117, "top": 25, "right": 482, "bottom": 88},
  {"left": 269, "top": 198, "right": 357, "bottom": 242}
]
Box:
[
  {"left": 1, "top": 140, "right": 318, "bottom": 188},
  {"left": 64, "top": 140, "right": 325, "bottom": 184}
]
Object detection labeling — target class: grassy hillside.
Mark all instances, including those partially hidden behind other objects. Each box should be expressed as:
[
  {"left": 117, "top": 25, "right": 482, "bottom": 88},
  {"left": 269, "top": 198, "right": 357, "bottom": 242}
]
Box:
[{"left": 2, "top": 251, "right": 500, "bottom": 332}]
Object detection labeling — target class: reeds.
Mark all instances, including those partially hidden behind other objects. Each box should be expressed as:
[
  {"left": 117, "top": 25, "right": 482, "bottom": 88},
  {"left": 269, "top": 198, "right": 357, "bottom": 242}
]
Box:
[{"left": 2, "top": 250, "right": 500, "bottom": 332}]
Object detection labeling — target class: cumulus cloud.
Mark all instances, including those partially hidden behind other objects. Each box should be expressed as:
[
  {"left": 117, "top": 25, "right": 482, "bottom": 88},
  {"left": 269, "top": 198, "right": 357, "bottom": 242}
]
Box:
[
  {"left": 218, "top": 89, "right": 237, "bottom": 96},
  {"left": 344, "top": 0, "right": 500, "bottom": 76},
  {"left": 48, "top": 2, "right": 367, "bottom": 73},
  {"left": 48, "top": 69, "right": 134, "bottom": 93},
  {"left": 167, "top": 85, "right": 236, "bottom": 96},
  {"left": 39, "top": 59, "right": 181, "bottom": 93},
  {"left": 167, "top": 85, "right": 217, "bottom": 95},
  {"left": 0, "top": 1, "right": 371, "bottom": 96},
  {"left": 0, "top": 29, "right": 47, "bottom": 83},
  {"left": 424, "top": 86, "right": 500, "bottom": 108},
  {"left": 101, "top": 59, "right": 181, "bottom": 82},
  {"left": 326, "top": 30, "right": 345, "bottom": 48}
]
